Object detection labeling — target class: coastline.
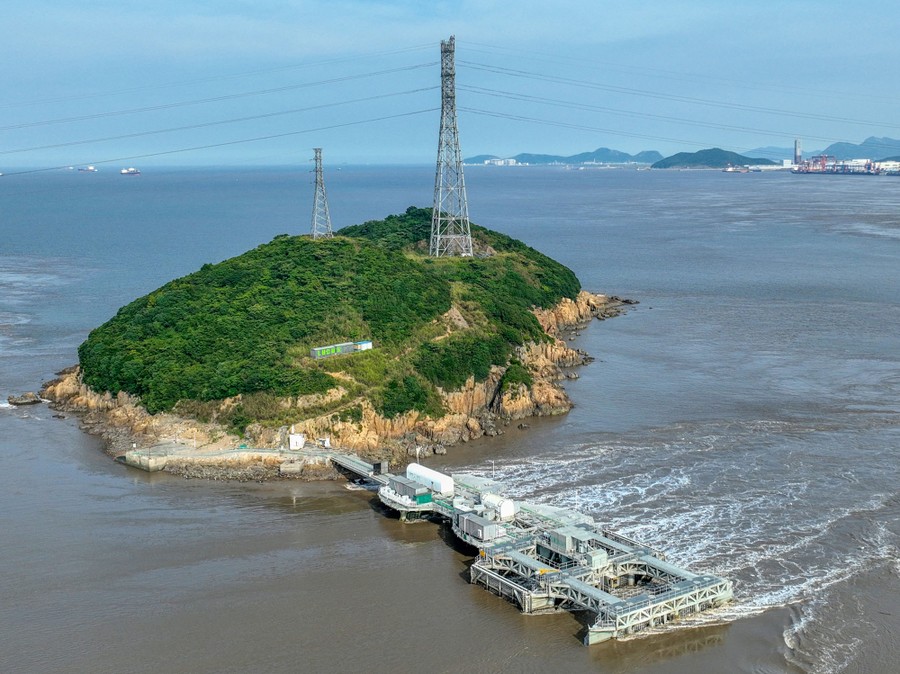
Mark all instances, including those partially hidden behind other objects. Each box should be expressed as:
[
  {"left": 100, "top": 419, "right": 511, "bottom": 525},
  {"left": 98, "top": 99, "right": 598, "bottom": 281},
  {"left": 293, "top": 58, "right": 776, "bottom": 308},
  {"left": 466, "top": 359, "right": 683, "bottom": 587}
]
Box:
[{"left": 41, "top": 290, "right": 633, "bottom": 479}]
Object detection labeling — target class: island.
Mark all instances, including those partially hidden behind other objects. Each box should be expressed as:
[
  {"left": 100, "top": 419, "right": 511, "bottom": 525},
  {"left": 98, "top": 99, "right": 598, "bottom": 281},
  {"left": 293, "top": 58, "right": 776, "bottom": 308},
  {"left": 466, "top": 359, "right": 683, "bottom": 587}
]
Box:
[
  {"left": 466, "top": 147, "right": 663, "bottom": 166},
  {"left": 43, "top": 207, "right": 631, "bottom": 478},
  {"left": 651, "top": 148, "right": 777, "bottom": 169}
]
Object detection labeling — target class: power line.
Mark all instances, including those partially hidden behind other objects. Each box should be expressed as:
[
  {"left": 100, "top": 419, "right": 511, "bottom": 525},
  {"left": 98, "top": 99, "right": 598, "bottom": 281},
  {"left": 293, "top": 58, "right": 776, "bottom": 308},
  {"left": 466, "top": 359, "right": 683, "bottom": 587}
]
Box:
[
  {"left": 458, "top": 40, "right": 900, "bottom": 106},
  {"left": 463, "top": 106, "right": 889, "bottom": 157},
  {"left": 460, "top": 107, "right": 721, "bottom": 150},
  {"left": 457, "top": 61, "right": 900, "bottom": 132},
  {"left": 458, "top": 85, "right": 843, "bottom": 145},
  {"left": 0, "top": 63, "right": 437, "bottom": 132},
  {"left": 0, "top": 88, "right": 437, "bottom": 156},
  {"left": 1, "top": 108, "right": 439, "bottom": 177},
  {"left": 0, "top": 44, "right": 435, "bottom": 110}
]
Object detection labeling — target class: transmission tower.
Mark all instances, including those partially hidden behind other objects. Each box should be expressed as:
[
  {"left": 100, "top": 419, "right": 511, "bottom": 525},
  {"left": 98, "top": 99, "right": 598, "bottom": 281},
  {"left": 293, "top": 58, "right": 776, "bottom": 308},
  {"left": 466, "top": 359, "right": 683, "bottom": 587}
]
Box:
[
  {"left": 310, "top": 147, "right": 333, "bottom": 239},
  {"left": 430, "top": 36, "right": 473, "bottom": 257}
]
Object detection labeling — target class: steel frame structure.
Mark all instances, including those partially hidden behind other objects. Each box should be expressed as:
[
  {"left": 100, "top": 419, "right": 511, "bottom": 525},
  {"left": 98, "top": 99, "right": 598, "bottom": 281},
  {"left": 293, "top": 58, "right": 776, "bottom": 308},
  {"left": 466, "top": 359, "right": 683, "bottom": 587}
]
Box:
[
  {"left": 311, "top": 147, "right": 333, "bottom": 239},
  {"left": 430, "top": 36, "right": 473, "bottom": 257}
]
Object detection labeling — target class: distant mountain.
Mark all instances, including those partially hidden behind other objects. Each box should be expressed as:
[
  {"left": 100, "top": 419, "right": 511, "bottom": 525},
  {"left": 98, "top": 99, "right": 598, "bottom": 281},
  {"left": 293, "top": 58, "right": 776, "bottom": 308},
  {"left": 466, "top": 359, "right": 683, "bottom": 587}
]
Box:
[
  {"left": 632, "top": 150, "right": 665, "bottom": 163},
  {"left": 512, "top": 153, "right": 566, "bottom": 164},
  {"left": 652, "top": 148, "right": 777, "bottom": 169},
  {"left": 465, "top": 147, "right": 662, "bottom": 165},
  {"left": 744, "top": 146, "right": 794, "bottom": 162},
  {"left": 820, "top": 136, "right": 900, "bottom": 160}
]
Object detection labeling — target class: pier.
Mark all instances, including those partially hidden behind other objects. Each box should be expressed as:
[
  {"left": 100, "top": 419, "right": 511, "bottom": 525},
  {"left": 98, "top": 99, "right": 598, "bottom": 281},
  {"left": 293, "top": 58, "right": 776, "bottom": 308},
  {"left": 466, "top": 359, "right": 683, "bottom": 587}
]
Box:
[
  {"left": 118, "top": 443, "right": 732, "bottom": 644},
  {"left": 337, "top": 452, "right": 732, "bottom": 644}
]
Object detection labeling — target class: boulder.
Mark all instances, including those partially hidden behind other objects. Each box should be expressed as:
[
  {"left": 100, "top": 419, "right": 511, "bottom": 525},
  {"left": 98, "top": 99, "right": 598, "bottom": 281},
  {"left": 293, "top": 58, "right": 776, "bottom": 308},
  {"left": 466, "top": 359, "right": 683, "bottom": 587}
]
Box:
[{"left": 8, "top": 392, "right": 42, "bottom": 406}]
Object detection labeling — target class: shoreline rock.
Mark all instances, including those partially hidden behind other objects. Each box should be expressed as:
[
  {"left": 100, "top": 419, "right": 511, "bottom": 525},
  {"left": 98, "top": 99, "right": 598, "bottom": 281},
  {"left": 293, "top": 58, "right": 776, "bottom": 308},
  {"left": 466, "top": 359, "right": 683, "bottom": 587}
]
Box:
[
  {"left": 8, "top": 392, "right": 43, "bottom": 406},
  {"left": 41, "top": 290, "right": 632, "bottom": 480}
]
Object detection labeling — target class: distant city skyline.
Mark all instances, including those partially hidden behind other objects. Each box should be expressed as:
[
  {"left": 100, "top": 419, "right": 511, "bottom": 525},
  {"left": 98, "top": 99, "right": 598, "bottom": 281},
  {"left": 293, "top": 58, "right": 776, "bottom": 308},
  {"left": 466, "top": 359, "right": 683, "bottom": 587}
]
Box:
[{"left": 5, "top": 2, "right": 900, "bottom": 169}]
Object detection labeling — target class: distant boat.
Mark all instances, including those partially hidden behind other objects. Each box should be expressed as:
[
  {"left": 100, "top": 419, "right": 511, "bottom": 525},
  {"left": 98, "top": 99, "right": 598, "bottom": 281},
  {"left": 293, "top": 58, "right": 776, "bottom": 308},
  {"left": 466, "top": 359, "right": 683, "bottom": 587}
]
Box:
[
  {"left": 120, "top": 167, "right": 140, "bottom": 175},
  {"left": 78, "top": 165, "right": 97, "bottom": 173}
]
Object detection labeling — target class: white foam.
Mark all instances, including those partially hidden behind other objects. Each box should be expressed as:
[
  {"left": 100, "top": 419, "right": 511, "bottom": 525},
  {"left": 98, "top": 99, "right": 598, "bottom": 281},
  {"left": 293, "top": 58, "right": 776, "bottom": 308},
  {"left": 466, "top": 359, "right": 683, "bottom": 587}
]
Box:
[
  {"left": 836, "top": 222, "right": 900, "bottom": 241},
  {"left": 782, "top": 595, "right": 869, "bottom": 674},
  {"left": 0, "top": 311, "right": 32, "bottom": 327}
]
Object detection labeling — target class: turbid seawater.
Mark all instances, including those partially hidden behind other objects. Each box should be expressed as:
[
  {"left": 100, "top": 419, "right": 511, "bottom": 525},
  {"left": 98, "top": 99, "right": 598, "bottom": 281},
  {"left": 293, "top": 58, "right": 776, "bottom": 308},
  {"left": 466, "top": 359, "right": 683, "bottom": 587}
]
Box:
[{"left": 1, "top": 166, "right": 897, "bottom": 673}]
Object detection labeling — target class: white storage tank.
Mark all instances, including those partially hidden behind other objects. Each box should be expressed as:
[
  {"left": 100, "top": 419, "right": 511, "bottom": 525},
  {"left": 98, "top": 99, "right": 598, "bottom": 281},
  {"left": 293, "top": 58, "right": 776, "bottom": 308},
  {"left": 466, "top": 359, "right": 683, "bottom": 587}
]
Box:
[
  {"left": 406, "top": 462, "right": 454, "bottom": 496},
  {"left": 481, "top": 493, "right": 516, "bottom": 521}
]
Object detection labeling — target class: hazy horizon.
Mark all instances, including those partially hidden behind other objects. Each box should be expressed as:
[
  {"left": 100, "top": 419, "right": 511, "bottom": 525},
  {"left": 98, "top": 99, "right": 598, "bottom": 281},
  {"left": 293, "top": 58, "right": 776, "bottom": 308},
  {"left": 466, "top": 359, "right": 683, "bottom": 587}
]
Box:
[{"left": 5, "top": 2, "right": 900, "bottom": 170}]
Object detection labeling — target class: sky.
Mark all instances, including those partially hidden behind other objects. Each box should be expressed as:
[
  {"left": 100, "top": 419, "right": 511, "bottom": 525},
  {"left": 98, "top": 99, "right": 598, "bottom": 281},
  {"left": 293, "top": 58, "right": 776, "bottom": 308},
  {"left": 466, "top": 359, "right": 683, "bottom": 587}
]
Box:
[{"left": 4, "top": 1, "right": 900, "bottom": 169}]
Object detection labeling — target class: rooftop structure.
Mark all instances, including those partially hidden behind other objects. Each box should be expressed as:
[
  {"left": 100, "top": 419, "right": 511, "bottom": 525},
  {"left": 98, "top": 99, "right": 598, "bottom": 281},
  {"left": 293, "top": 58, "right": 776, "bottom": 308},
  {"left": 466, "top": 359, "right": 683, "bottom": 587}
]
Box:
[{"left": 372, "top": 458, "right": 731, "bottom": 644}]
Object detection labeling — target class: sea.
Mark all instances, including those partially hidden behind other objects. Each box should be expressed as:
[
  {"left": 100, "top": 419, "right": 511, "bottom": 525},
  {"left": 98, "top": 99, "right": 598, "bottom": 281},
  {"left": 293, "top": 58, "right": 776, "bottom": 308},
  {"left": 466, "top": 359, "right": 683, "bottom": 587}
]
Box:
[{"left": 1, "top": 165, "right": 898, "bottom": 674}]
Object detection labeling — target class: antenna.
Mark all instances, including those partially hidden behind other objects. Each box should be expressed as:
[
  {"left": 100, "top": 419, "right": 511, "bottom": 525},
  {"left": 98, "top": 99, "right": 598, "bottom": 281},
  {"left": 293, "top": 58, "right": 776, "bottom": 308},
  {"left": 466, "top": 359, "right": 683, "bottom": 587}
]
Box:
[
  {"left": 430, "top": 36, "right": 473, "bottom": 257},
  {"left": 311, "top": 147, "right": 333, "bottom": 239}
]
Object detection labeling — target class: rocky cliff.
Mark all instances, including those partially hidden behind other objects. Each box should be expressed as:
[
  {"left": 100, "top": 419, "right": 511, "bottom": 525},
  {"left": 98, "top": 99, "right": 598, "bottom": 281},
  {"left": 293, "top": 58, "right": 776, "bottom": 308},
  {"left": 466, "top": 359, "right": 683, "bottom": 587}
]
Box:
[{"left": 42, "top": 291, "right": 630, "bottom": 466}]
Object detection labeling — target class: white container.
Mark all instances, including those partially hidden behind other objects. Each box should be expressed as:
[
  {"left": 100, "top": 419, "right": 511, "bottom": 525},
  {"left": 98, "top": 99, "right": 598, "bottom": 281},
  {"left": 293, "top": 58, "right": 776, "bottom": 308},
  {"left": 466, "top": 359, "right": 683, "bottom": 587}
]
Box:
[
  {"left": 481, "top": 493, "right": 516, "bottom": 520},
  {"left": 406, "top": 462, "right": 454, "bottom": 496}
]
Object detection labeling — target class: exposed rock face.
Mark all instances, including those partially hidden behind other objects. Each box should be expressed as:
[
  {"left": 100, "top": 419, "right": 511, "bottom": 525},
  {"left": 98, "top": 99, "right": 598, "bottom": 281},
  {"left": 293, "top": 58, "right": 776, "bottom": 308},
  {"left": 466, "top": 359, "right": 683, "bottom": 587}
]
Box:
[
  {"left": 7, "top": 392, "right": 43, "bottom": 406},
  {"left": 42, "top": 368, "right": 238, "bottom": 456},
  {"left": 42, "top": 291, "right": 630, "bottom": 463}
]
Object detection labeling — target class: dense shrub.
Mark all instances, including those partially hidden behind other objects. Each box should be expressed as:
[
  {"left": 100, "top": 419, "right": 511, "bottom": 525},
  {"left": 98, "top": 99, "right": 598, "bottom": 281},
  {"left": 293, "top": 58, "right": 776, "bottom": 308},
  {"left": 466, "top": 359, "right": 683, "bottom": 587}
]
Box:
[
  {"left": 79, "top": 235, "right": 450, "bottom": 412},
  {"left": 79, "top": 207, "right": 582, "bottom": 422},
  {"left": 500, "top": 361, "right": 533, "bottom": 392},
  {"left": 376, "top": 376, "right": 442, "bottom": 419},
  {"left": 414, "top": 333, "right": 510, "bottom": 390}
]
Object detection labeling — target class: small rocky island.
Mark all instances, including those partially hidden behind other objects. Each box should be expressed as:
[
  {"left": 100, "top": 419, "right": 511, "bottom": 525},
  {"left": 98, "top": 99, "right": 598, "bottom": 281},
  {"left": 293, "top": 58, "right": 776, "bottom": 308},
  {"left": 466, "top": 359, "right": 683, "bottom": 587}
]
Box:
[{"left": 43, "top": 207, "right": 632, "bottom": 476}]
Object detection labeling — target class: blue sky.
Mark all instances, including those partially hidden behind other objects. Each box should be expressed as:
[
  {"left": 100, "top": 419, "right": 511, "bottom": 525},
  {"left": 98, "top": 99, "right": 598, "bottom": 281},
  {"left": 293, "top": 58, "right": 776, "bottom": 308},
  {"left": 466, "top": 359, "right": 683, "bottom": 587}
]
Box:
[{"left": 4, "top": 1, "right": 900, "bottom": 168}]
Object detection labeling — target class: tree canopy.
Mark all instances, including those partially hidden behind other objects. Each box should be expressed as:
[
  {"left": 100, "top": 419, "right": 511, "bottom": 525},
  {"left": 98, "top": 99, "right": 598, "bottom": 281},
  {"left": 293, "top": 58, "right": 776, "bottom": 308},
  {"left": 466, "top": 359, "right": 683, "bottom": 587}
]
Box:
[{"left": 79, "top": 207, "right": 580, "bottom": 428}]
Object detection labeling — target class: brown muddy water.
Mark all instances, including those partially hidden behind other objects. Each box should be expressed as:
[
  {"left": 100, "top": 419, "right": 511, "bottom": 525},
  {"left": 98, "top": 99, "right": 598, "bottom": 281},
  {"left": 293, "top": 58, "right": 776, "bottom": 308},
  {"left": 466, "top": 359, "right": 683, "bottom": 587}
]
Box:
[{"left": 1, "top": 167, "right": 898, "bottom": 673}]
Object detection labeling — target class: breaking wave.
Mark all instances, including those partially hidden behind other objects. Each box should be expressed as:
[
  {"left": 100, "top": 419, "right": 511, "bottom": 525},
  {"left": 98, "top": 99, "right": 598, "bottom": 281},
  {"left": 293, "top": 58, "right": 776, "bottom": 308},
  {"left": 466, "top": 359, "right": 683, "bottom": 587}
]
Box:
[{"left": 457, "top": 416, "right": 900, "bottom": 672}]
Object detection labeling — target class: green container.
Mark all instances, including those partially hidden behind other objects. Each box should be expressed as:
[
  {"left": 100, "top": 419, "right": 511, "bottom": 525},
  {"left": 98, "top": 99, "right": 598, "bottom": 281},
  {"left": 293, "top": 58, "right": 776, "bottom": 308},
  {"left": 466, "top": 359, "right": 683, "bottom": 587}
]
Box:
[{"left": 415, "top": 493, "right": 433, "bottom": 505}]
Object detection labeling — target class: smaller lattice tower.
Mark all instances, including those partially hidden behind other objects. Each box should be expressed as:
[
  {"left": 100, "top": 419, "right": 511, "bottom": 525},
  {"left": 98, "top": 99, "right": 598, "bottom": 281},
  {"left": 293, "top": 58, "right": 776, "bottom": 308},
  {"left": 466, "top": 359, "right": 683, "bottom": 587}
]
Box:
[
  {"left": 310, "top": 148, "right": 333, "bottom": 239},
  {"left": 430, "top": 36, "right": 473, "bottom": 257}
]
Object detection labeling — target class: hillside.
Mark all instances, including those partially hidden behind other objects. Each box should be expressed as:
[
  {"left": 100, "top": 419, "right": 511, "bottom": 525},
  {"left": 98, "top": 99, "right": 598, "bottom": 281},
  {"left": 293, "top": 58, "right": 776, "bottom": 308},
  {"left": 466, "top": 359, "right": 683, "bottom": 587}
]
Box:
[
  {"left": 651, "top": 148, "right": 776, "bottom": 169},
  {"left": 76, "top": 207, "right": 585, "bottom": 440},
  {"left": 466, "top": 147, "right": 662, "bottom": 165},
  {"left": 821, "top": 136, "right": 900, "bottom": 160},
  {"left": 744, "top": 145, "right": 794, "bottom": 161}
]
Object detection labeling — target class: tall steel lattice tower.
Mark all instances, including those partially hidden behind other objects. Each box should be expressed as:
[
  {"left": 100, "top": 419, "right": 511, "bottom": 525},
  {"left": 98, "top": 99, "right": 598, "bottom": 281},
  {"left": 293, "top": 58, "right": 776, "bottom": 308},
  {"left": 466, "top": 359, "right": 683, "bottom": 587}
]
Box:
[
  {"left": 310, "top": 148, "right": 333, "bottom": 239},
  {"left": 430, "top": 36, "right": 473, "bottom": 257}
]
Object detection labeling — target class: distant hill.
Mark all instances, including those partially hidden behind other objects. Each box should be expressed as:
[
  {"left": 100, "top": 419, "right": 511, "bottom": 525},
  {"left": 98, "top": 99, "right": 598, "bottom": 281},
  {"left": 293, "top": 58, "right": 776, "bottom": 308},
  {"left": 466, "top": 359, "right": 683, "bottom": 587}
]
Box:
[
  {"left": 465, "top": 147, "right": 663, "bottom": 165},
  {"left": 632, "top": 150, "right": 665, "bottom": 163},
  {"left": 744, "top": 146, "right": 794, "bottom": 162},
  {"left": 652, "top": 148, "right": 776, "bottom": 169},
  {"left": 746, "top": 137, "right": 900, "bottom": 162},
  {"left": 820, "top": 136, "right": 900, "bottom": 160}
]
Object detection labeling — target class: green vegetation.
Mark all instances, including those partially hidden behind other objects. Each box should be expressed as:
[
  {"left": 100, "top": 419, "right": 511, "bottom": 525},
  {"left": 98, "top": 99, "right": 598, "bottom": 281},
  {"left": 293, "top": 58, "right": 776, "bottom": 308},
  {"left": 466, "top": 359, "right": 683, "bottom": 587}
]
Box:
[
  {"left": 78, "top": 206, "right": 580, "bottom": 432},
  {"left": 500, "top": 360, "right": 534, "bottom": 392},
  {"left": 651, "top": 148, "right": 777, "bottom": 169}
]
